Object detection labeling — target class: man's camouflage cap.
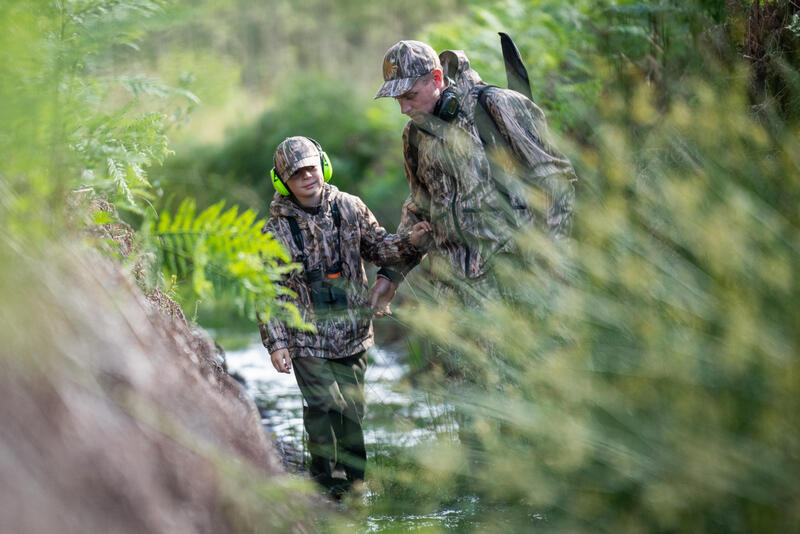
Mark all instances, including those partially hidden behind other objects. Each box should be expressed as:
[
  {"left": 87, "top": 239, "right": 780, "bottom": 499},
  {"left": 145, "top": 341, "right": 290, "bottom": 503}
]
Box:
[
  {"left": 374, "top": 40, "right": 441, "bottom": 99},
  {"left": 273, "top": 136, "right": 321, "bottom": 179}
]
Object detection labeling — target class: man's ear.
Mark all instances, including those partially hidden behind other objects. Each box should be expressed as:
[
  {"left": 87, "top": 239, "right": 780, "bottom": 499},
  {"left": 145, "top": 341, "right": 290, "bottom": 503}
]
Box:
[{"left": 431, "top": 68, "right": 445, "bottom": 89}]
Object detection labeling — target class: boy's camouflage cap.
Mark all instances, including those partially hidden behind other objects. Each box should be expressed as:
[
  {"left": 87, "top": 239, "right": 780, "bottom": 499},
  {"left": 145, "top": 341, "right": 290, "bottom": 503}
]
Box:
[
  {"left": 374, "top": 40, "right": 441, "bottom": 99},
  {"left": 274, "top": 136, "right": 321, "bottom": 179}
]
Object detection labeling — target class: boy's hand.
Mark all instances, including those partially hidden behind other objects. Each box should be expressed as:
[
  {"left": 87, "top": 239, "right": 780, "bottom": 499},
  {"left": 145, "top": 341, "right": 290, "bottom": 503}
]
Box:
[
  {"left": 369, "top": 276, "right": 397, "bottom": 317},
  {"left": 270, "top": 348, "right": 292, "bottom": 374},
  {"left": 409, "top": 221, "right": 433, "bottom": 249}
]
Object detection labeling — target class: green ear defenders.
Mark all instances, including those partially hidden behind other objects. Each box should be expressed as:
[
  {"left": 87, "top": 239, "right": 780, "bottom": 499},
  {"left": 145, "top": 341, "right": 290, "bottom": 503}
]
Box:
[
  {"left": 269, "top": 137, "right": 333, "bottom": 196},
  {"left": 269, "top": 167, "right": 291, "bottom": 196}
]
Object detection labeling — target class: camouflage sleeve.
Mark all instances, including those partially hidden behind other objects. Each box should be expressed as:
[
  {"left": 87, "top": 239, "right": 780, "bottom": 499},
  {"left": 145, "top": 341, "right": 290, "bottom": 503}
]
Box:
[
  {"left": 354, "top": 196, "right": 420, "bottom": 267},
  {"left": 485, "top": 88, "right": 577, "bottom": 239},
  {"left": 258, "top": 218, "right": 292, "bottom": 353},
  {"left": 391, "top": 122, "right": 430, "bottom": 276},
  {"left": 397, "top": 121, "right": 431, "bottom": 231},
  {"left": 259, "top": 321, "right": 288, "bottom": 353}
]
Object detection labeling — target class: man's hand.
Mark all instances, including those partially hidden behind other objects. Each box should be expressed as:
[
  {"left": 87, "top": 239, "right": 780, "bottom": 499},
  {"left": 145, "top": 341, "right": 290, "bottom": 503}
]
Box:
[
  {"left": 270, "top": 348, "right": 292, "bottom": 374},
  {"left": 369, "top": 276, "right": 398, "bottom": 317},
  {"left": 409, "top": 221, "right": 433, "bottom": 250}
]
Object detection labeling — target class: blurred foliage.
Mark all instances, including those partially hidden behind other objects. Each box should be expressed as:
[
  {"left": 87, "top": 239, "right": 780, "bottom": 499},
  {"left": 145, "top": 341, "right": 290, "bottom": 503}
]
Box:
[
  {"left": 0, "top": 0, "right": 330, "bottom": 530},
  {"left": 150, "top": 0, "right": 471, "bottom": 229},
  {"left": 0, "top": 0, "right": 304, "bottom": 326},
  {"left": 0, "top": 0, "right": 184, "bottom": 241},
  {"left": 3, "top": 0, "right": 800, "bottom": 531},
  {"left": 390, "top": 81, "right": 798, "bottom": 530},
  {"left": 49, "top": 0, "right": 198, "bottom": 214},
  {"left": 0, "top": 0, "right": 192, "bottom": 231},
  {"left": 158, "top": 76, "right": 410, "bottom": 227},
  {"left": 422, "top": 0, "right": 602, "bottom": 135},
  {"left": 139, "top": 0, "right": 466, "bottom": 94},
  {"left": 348, "top": 1, "right": 800, "bottom": 532}
]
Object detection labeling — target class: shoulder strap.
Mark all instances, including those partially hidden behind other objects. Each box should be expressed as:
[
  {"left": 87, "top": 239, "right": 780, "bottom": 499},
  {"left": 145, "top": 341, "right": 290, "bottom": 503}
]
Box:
[
  {"left": 474, "top": 85, "right": 512, "bottom": 200},
  {"left": 329, "top": 199, "right": 346, "bottom": 270},
  {"left": 285, "top": 201, "right": 342, "bottom": 269},
  {"left": 474, "top": 85, "right": 501, "bottom": 149},
  {"left": 331, "top": 199, "right": 341, "bottom": 230},
  {"left": 406, "top": 122, "right": 420, "bottom": 173},
  {"left": 286, "top": 216, "right": 305, "bottom": 259}
]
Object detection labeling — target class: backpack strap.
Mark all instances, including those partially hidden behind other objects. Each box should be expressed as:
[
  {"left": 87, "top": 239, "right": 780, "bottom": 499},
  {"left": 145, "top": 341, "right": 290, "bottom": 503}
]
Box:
[
  {"left": 330, "top": 199, "right": 347, "bottom": 272},
  {"left": 474, "top": 84, "right": 500, "bottom": 145},
  {"left": 406, "top": 121, "right": 421, "bottom": 174},
  {"left": 286, "top": 216, "right": 307, "bottom": 268},
  {"left": 285, "top": 200, "right": 344, "bottom": 272},
  {"left": 331, "top": 199, "right": 341, "bottom": 230},
  {"left": 473, "top": 84, "right": 523, "bottom": 210}
]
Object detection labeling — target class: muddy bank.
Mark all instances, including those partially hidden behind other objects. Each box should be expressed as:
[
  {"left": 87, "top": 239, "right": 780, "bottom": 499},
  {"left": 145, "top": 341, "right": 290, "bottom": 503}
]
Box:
[{"left": 0, "top": 224, "right": 317, "bottom": 532}]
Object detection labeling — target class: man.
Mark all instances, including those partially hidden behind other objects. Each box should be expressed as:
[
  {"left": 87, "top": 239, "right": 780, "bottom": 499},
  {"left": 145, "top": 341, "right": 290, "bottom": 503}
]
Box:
[{"left": 369, "top": 39, "right": 576, "bottom": 310}]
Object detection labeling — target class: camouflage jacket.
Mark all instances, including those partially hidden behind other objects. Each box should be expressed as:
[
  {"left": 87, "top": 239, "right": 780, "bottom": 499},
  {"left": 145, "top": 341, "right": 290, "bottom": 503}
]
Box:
[
  {"left": 259, "top": 183, "right": 419, "bottom": 359},
  {"left": 394, "top": 83, "right": 576, "bottom": 281}
]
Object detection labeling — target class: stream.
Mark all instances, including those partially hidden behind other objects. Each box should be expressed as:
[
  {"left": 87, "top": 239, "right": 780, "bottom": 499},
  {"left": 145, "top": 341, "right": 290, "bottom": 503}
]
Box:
[{"left": 225, "top": 339, "right": 481, "bottom": 531}]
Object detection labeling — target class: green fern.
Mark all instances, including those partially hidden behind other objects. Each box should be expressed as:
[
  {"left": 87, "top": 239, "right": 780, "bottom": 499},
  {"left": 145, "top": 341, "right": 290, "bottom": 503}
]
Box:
[
  {"left": 143, "top": 199, "right": 307, "bottom": 329},
  {"left": 54, "top": 0, "right": 196, "bottom": 214}
]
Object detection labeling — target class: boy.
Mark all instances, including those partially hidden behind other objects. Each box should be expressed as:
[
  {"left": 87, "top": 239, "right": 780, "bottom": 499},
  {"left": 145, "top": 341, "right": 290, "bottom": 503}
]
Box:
[{"left": 259, "top": 136, "right": 428, "bottom": 499}]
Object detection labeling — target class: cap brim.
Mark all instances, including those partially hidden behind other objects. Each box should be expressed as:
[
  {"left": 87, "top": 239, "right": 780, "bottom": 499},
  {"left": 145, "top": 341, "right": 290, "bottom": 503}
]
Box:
[
  {"left": 374, "top": 76, "right": 420, "bottom": 99},
  {"left": 286, "top": 155, "right": 320, "bottom": 178}
]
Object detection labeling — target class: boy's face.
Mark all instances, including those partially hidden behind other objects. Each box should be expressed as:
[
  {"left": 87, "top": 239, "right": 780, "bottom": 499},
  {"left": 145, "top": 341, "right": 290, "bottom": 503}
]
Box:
[{"left": 286, "top": 162, "right": 324, "bottom": 207}]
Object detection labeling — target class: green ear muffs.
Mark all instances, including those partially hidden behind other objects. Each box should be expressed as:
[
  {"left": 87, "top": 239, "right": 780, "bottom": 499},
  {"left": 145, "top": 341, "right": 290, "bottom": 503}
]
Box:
[
  {"left": 319, "top": 148, "right": 333, "bottom": 182},
  {"left": 269, "top": 137, "right": 333, "bottom": 196},
  {"left": 270, "top": 167, "right": 291, "bottom": 196}
]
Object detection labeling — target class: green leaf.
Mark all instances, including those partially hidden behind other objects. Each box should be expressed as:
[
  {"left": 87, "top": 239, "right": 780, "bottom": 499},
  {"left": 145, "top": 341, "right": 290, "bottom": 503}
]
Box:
[{"left": 91, "top": 210, "right": 115, "bottom": 225}]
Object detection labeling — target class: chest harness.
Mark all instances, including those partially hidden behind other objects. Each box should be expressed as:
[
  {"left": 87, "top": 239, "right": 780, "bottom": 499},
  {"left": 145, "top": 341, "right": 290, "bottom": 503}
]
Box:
[{"left": 285, "top": 200, "right": 349, "bottom": 313}]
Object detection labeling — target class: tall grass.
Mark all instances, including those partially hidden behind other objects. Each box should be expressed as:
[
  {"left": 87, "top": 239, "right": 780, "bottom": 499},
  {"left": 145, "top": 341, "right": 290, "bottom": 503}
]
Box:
[{"left": 358, "top": 15, "right": 800, "bottom": 534}]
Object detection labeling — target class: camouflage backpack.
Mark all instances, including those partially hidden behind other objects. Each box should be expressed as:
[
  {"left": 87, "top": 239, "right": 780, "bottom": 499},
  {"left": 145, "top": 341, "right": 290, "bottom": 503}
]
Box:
[{"left": 437, "top": 33, "right": 537, "bottom": 219}]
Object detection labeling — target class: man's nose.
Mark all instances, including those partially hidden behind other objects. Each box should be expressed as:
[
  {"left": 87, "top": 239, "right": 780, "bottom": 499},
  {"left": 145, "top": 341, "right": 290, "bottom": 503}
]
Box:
[{"left": 399, "top": 99, "right": 412, "bottom": 115}]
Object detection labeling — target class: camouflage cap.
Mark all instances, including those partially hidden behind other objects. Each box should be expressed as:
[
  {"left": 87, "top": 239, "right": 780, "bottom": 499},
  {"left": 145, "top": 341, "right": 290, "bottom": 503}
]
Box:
[
  {"left": 374, "top": 40, "right": 441, "bottom": 99},
  {"left": 273, "top": 136, "right": 321, "bottom": 179}
]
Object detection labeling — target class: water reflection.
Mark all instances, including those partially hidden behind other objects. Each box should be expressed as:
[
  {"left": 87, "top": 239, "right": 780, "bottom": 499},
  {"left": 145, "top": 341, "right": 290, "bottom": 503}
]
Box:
[
  {"left": 225, "top": 341, "right": 543, "bottom": 531},
  {"left": 226, "top": 342, "right": 455, "bottom": 471}
]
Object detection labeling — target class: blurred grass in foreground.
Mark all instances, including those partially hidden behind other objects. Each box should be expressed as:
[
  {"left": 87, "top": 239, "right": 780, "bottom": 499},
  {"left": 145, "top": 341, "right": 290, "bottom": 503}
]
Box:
[
  {"left": 0, "top": 1, "right": 325, "bottom": 530},
  {"left": 346, "top": 59, "right": 800, "bottom": 534}
]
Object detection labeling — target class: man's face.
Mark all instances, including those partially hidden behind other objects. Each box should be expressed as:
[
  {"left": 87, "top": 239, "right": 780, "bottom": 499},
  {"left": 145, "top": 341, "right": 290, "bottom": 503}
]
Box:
[
  {"left": 286, "top": 163, "right": 324, "bottom": 206},
  {"left": 395, "top": 71, "right": 443, "bottom": 119}
]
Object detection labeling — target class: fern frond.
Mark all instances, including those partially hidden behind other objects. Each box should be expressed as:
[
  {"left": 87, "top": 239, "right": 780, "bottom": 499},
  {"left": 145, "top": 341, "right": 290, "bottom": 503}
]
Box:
[{"left": 143, "top": 199, "right": 304, "bottom": 328}]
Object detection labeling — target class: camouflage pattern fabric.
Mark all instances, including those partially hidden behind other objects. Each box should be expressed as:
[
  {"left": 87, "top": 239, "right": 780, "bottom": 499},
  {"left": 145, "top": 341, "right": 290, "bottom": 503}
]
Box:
[
  {"left": 273, "top": 136, "right": 321, "bottom": 179},
  {"left": 392, "top": 82, "right": 577, "bottom": 283},
  {"left": 293, "top": 351, "right": 367, "bottom": 494},
  {"left": 374, "top": 40, "right": 441, "bottom": 99},
  {"left": 259, "top": 183, "right": 419, "bottom": 359}
]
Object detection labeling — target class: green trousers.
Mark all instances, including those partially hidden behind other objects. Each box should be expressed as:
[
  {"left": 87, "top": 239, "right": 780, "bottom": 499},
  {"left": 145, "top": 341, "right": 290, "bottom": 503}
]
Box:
[{"left": 292, "top": 351, "right": 367, "bottom": 497}]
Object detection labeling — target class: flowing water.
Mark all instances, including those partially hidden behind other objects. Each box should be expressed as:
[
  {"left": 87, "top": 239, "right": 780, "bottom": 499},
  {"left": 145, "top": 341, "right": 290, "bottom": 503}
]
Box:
[
  {"left": 225, "top": 339, "right": 480, "bottom": 531},
  {"left": 226, "top": 341, "right": 455, "bottom": 459},
  {"left": 226, "top": 338, "right": 547, "bottom": 531}
]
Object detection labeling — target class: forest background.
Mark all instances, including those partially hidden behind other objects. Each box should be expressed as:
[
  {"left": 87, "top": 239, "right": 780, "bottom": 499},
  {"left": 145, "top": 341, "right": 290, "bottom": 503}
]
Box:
[{"left": 1, "top": 0, "right": 798, "bottom": 532}]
